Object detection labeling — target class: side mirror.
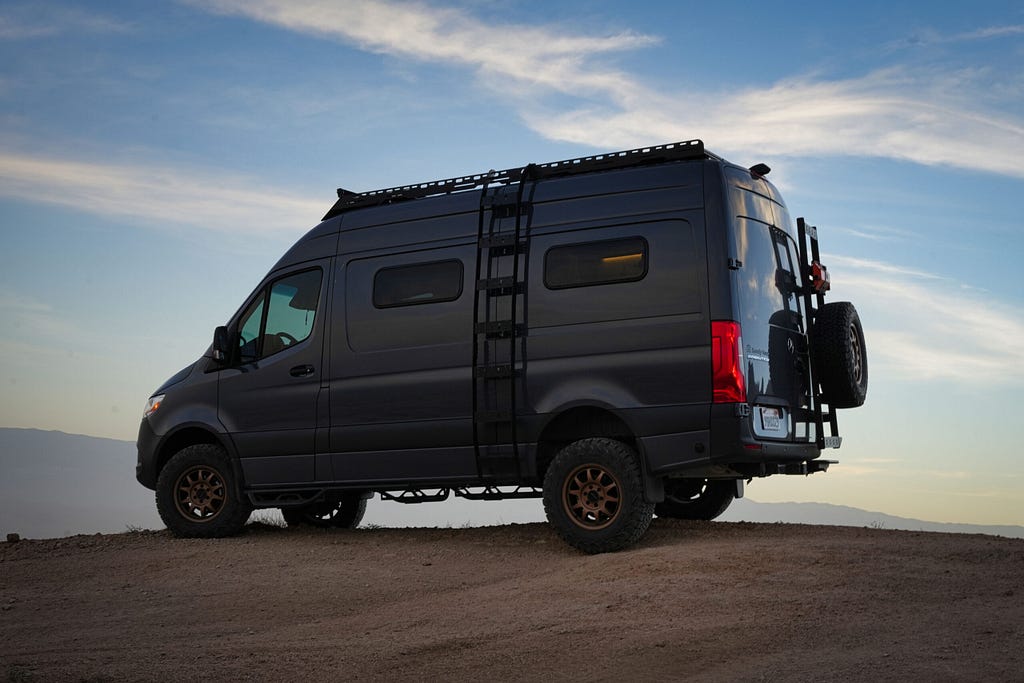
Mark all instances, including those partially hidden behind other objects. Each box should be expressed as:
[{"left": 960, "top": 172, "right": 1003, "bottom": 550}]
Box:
[{"left": 212, "top": 326, "right": 230, "bottom": 363}]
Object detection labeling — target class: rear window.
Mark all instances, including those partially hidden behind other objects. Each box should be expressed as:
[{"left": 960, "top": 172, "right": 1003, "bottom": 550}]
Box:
[
  {"left": 544, "top": 237, "right": 648, "bottom": 289},
  {"left": 733, "top": 219, "right": 802, "bottom": 332}
]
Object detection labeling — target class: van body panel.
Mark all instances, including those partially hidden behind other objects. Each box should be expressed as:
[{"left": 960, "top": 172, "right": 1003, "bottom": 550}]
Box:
[
  {"left": 272, "top": 229, "right": 339, "bottom": 272},
  {"left": 326, "top": 240, "right": 477, "bottom": 482},
  {"left": 641, "top": 431, "right": 712, "bottom": 473},
  {"left": 326, "top": 445, "right": 478, "bottom": 485}
]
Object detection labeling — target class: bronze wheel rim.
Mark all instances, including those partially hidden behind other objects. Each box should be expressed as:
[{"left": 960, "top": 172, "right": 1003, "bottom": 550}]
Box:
[
  {"left": 174, "top": 465, "right": 227, "bottom": 522},
  {"left": 563, "top": 464, "right": 621, "bottom": 530}
]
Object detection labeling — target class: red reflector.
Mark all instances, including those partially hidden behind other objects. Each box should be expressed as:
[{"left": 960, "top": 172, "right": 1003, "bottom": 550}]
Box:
[
  {"left": 744, "top": 443, "right": 763, "bottom": 450},
  {"left": 811, "top": 261, "right": 831, "bottom": 293},
  {"left": 712, "top": 320, "right": 746, "bottom": 403}
]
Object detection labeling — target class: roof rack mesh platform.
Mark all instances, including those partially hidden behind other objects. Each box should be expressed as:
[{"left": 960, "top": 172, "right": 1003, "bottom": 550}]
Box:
[{"left": 323, "top": 139, "right": 709, "bottom": 219}]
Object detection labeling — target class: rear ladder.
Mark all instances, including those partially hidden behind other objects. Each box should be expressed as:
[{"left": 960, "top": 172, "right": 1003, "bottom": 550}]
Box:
[{"left": 797, "top": 217, "right": 842, "bottom": 450}]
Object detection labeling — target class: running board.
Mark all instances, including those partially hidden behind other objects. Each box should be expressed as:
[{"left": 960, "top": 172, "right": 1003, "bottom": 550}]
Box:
[
  {"left": 379, "top": 489, "right": 452, "bottom": 504},
  {"left": 454, "top": 485, "right": 542, "bottom": 501},
  {"left": 378, "top": 485, "right": 544, "bottom": 504}
]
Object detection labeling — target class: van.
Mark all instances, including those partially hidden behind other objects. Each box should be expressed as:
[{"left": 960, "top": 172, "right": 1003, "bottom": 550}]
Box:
[{"left": 136, "top": 140, "right": 867, "bottom": 553}]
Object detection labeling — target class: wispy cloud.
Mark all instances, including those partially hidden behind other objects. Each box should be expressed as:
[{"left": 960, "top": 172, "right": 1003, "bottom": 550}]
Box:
[
  {"left": 832, "top": 224, "right": 920, "bottom": 244},
  {"left": 0, "top": 151, "right": 323, "bottom": 235},
  {"left": 529, "top": 68, "right": 1024, "bottom": 180},
  {"left": 835, "top": 257, "right": 1024, "bottom": 384},
  {"left": 0, "top": 287, "right": 77, "bottom": 343},
  {"left": 0, "top": 289, "right": 52, "bottom": 314},
  {"left": 0, "top": 4, "right": 130, "bottom": 40},
  {"left": 957, "top": 24, "right": 1024, "bottom": 41},
  {"left": 897, "top": 23, "right": 1024, "bottom": 47},
  {"left": 196, "top": 0, "right": 655, "bottom": 97},
  {"left": 194, "top": 1, "right": 1024, "bottom": 181}
]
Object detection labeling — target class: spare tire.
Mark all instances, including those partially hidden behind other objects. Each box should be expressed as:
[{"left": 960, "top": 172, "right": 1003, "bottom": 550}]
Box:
[{"left": 811, "top": 301, "right": 867, "bottom": 408}]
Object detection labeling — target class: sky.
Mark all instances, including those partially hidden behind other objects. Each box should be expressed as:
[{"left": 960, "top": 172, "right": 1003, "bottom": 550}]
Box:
[{"left": 1, "top": 1, "right": 1023, "bottom": 527}]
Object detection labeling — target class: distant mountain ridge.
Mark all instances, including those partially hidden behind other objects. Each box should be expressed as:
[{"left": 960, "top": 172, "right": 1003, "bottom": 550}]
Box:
[
  {"left": 2, "top": 427, "right": 1022, "bottom": 540},
  {"left": 0, "top": 427, "right": 163, "bottom": 539},
  {"left": 720, "top": 499, "right": 1024, "bottom": 539}
]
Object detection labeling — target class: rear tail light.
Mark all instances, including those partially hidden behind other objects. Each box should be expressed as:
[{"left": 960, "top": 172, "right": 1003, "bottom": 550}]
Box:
[{"left": 712, "top": 320, "right": 746, "bottom": 403}]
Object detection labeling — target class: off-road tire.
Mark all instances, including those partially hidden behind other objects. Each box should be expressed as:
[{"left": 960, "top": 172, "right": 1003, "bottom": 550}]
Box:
[
  {"left": 156, "top": 444, "right": 252, "bottom": 538},
  {"left": 542, "top": 438, "right": 654, "bottom": 554},
  {"left": 811, "top": 301, "right": 868, "bottom": 408},
  {"left": 655, "top": 478, "right": 735, "bottom": 520},
  {"left": 282, "top": 494, "right": 367, "bottom": 529}
]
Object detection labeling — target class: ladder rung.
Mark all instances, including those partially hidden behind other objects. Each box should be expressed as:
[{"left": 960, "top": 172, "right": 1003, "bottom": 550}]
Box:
[
  {"left": 475, "top": 364, "right": 514, "bottom": 378},
  {"left": 475, "top": 321, "right": 521, "bottom": 338},
  {"left": 489, "top": 204, "right": 520, "bottom": 219},
  {"left": 479, "top": 234, "right": 524, "bottom": 250},
  {"left": 476, "top": 277, "right": 520, "bottom": 294}
]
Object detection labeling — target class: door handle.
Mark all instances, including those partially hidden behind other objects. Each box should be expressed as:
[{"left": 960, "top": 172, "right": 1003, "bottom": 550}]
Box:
[{"left": 289, "top": 364, "right": 315, "bottom": 378}]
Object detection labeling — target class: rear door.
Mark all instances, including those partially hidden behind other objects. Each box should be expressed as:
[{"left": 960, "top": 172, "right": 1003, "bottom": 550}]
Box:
[{"left": 726, "top": 168, "right": 811, "bottom": 441}]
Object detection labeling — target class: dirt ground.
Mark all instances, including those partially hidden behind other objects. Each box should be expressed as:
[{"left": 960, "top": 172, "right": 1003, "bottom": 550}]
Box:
[{"left": 1, "top": 519, "right": 1022, "bottom": 682}]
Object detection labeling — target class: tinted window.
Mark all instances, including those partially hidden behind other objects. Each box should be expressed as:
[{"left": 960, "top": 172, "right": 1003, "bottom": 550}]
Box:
[
  {"left": 237, "top": 294, "right": 265, "bottom": 363},
  {"left": 373, "top": 259, "right": 463, "bottom": 308},
  {"left": 236, "top": 268, "right": 323, "bottom": 361},
  {"left": 733, "top": 219, "right": 802, "bottom": 331},
  {"left": 544, "top": 237, "right": 647, "bottom": 289}
]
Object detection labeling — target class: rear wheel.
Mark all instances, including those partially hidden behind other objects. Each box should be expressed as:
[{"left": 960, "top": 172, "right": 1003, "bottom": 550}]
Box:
[
  {"left": 655, "top": 478, "right": 735, "bottom": 520},
  {"left": 811, "top": 301, "right": 868, "bottom": 408},
  {"left": 281, "top": 493, "right": 367, "bottom": 529},
  {"left": 543, "top": 438, "right": 654, "bottom": 554},
  {"left": 156, "top": 444, "right": 252, "bottom": 538}
]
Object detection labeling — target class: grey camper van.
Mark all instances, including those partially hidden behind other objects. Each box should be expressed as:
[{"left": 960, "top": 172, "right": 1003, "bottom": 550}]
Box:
[{"left": 136, "top": 140, "right": 867, "bottom": 553}]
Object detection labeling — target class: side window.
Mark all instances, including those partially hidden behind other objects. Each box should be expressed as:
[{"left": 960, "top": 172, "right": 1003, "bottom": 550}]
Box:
[
  {"left": 544, "top": 237, "right": 647, "bottom": 290},
  {"left": 235, "top": 269, "right": 323, "bottom": 361},
  {"left": 373, "top": 259, "right": 463, "bottom": 308},
  {"left": 237, "top": 294, "right": 265, "bottom": 364}
]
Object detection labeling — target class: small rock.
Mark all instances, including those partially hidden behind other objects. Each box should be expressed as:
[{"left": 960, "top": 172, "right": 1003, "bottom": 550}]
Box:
[{"left": 6, "top": 533, "right": 20, "bottom": 543}]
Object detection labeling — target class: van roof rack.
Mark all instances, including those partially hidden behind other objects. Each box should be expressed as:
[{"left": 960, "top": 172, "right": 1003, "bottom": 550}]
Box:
[{"left": 324, "top": 139, "right": 711, "bottom": 219}]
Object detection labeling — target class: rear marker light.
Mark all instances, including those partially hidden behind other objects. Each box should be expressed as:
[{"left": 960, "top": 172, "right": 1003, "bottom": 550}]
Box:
[
  {"left": 712, "top": 320, "right": 746, "bottom": 403},
  {"left": 810, "top": 261, "right": 830, "bottom": 293}
]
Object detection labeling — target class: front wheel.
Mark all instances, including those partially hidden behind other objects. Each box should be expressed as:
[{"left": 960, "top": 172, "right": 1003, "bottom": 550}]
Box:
[
  {"left": 655, "top": 478, "right": 735, "bottom": 520},
  {"left": 542, "top": 438, "right": 654, "bottom": 554},
  {"left": 156, "top": 444, "right": 252, "bottom": 538},
  {"left": 281, "top": 493, "right": 367, "bottom": 529}
]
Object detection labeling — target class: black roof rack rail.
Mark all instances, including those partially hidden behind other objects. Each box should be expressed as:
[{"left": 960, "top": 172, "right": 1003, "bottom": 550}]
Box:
[{"left": 323, "top": 139, "right": 709, "bottom": 219}]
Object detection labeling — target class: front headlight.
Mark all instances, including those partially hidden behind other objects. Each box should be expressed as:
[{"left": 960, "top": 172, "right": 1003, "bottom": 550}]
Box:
[{"left": 143, "top": 394, "right": 165, "bottom": 418}]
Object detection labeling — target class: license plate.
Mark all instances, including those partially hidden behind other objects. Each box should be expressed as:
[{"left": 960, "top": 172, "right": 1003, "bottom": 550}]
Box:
[{"left": 759, "top": 407, "right": 783, "bottom": 433}]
